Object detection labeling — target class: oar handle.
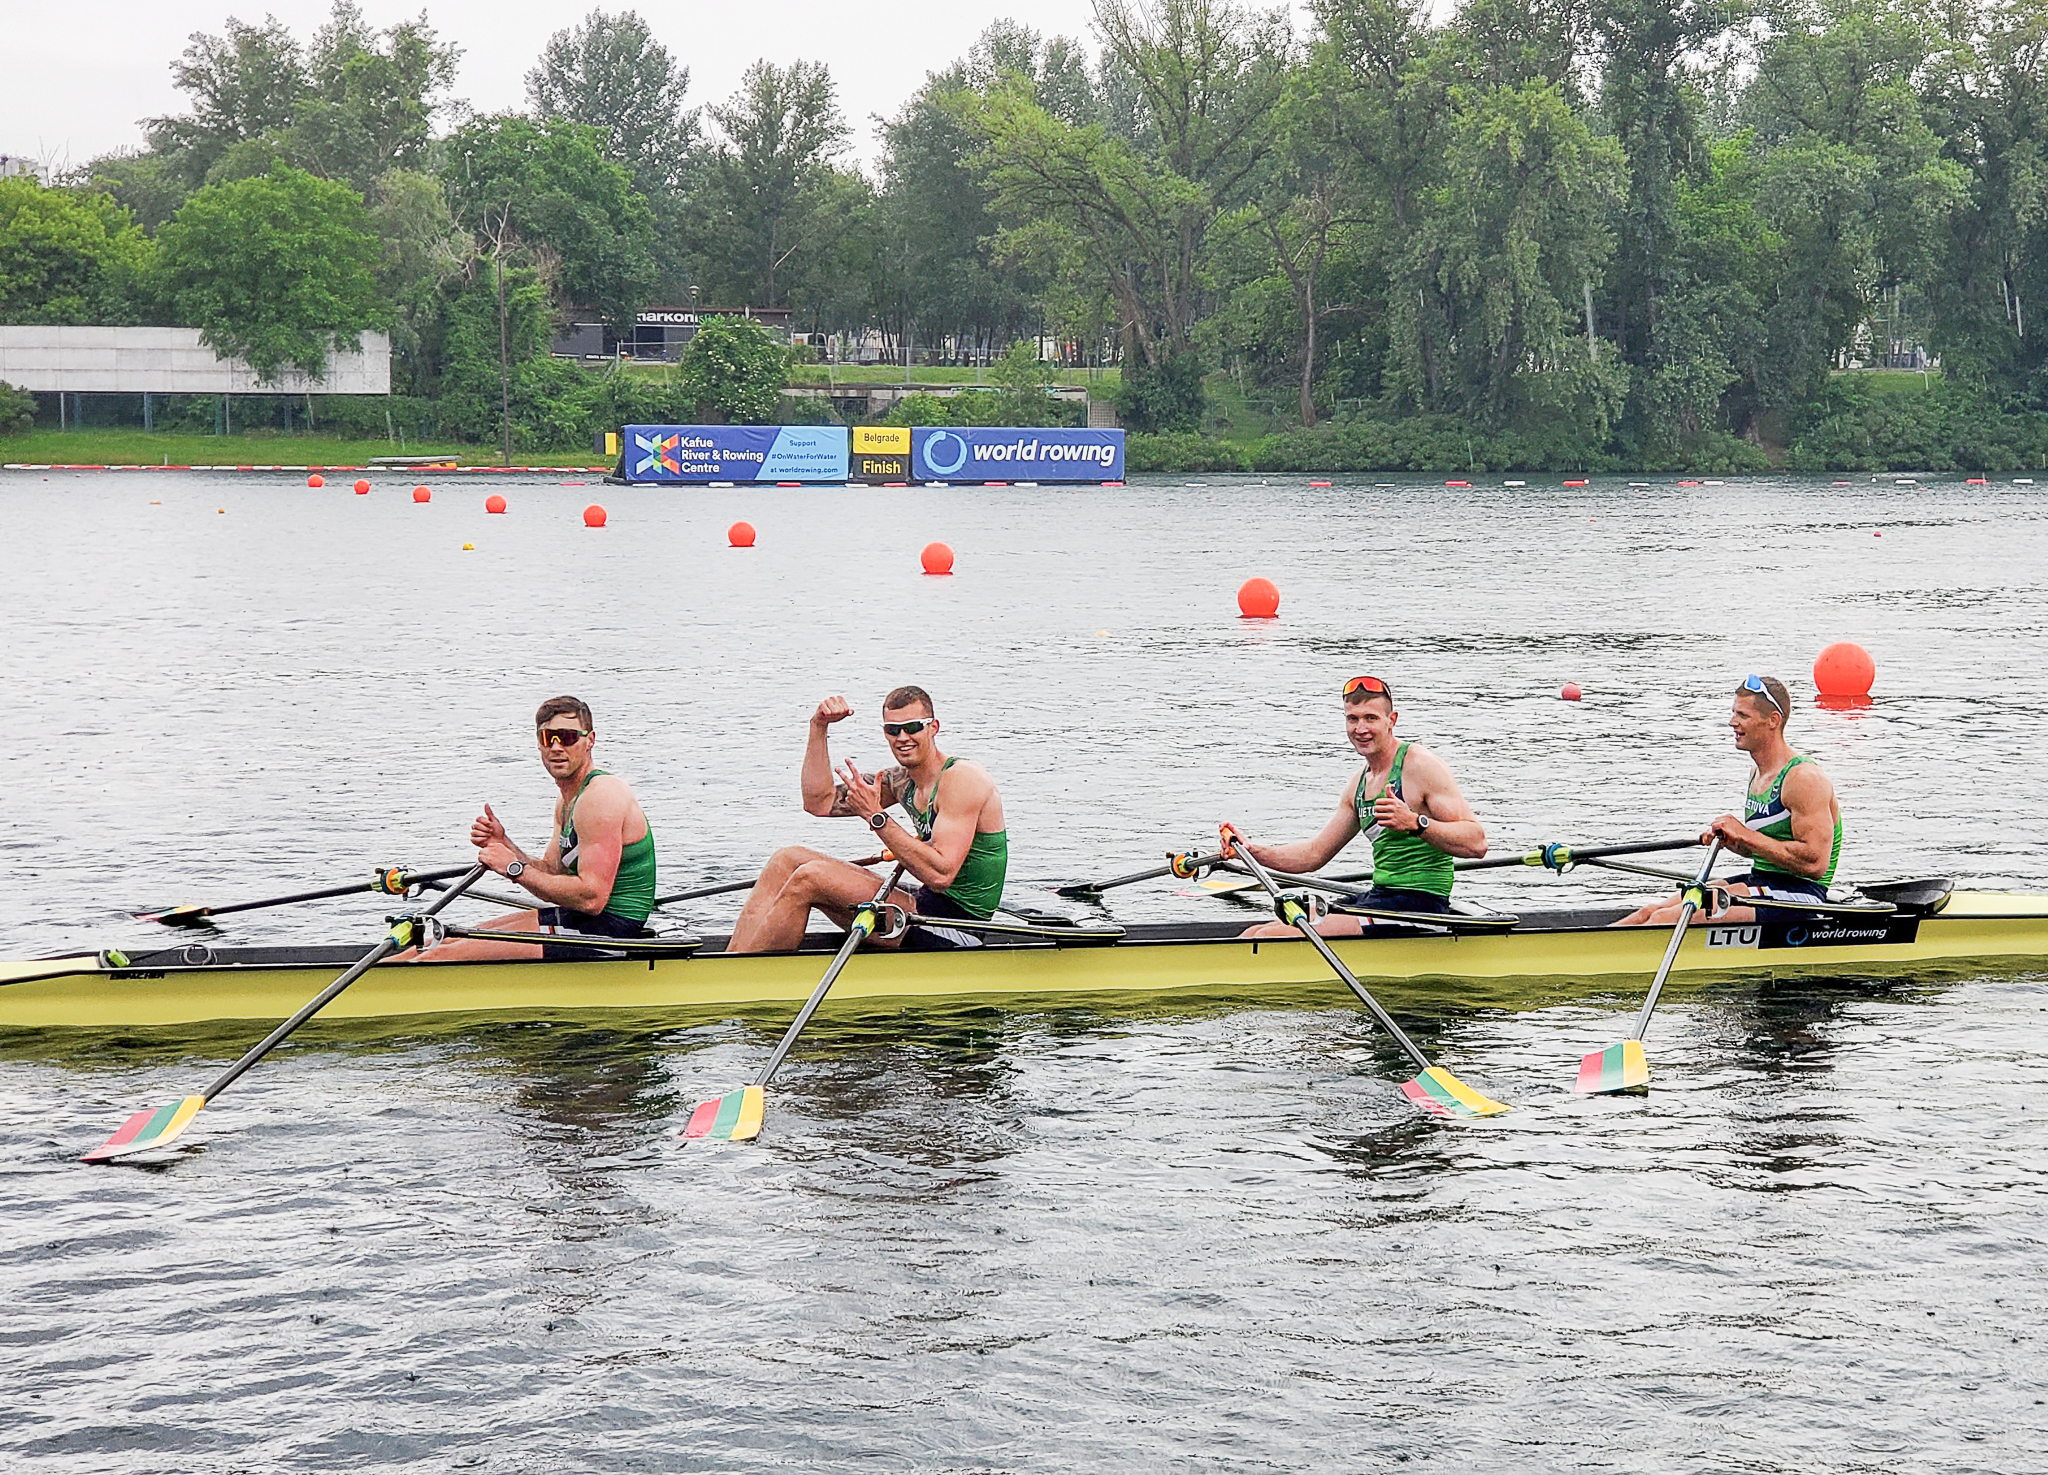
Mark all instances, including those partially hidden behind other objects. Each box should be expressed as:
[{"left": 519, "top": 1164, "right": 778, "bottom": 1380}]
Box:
[
  {"left": 1055, "top": 850, "right": 1225, "bottom": 899},
  {"left": 199, "top": 864, "right": 489, "bottom": 1103},
  {"left": 1220, "top": 827, "right": 1434, "bottom": 1073},
  {"left": 1457, "top": 837, "right": 1703, "bottom": 873},
  {"left": 1628, "top": 839, "right": 1723, "bottom": 1042},
  {"left": 753, "top": 861, "right": 907, "bottom": 1089},
  {"left": 156, "top": 864, "right": 475, "bottom": 923}
]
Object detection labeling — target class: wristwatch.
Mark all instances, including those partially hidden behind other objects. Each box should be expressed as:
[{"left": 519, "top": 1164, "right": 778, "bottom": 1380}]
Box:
[
  {"left": 506, "top": 860, "right": 526, "bottom": 878},
  {"left": 867, "top": 812, "right": 890, "bottom": 831},
  {"left": 1414, "top": 814, "right": 1432, "bottom": 834}
]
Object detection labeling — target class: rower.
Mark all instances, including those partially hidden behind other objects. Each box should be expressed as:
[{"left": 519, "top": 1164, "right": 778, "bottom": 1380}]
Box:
[
  {"left": 417, "top": 696, "right": 658, "bottom": 960},
  {"left": 1616, "top": 674, "right": 1843, "bottom": 926},
  {"left": 725, "top": 686, "right": 1009, "bottom": 953},
  {"left": 1234, "top": 674, "right": 1488, "bottom": 938}
]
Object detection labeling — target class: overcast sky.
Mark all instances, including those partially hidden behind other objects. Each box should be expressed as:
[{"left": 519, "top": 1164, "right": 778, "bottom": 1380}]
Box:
[{"left": 1, "top": 0, "right": 1136, "bottom": 174}]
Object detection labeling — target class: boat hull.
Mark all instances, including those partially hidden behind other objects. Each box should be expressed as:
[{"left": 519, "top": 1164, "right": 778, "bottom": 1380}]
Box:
[{"left": 3, "top": 893, "right": 2044, "bottom": 1032}]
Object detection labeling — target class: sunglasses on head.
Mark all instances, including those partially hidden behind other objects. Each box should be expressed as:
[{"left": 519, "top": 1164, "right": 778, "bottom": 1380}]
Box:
[
  {"left": 882, "top": 718, "right": 933, "bottom": 737},
  {"left": 1741, "top": 674, "right": 1783, "bottom": 715},
  {"left": 538, "top": 727, "right": 589, "bottom": 749},
  {"left": 1343, "top": 675, "right": 1393, "bottom": 702}
]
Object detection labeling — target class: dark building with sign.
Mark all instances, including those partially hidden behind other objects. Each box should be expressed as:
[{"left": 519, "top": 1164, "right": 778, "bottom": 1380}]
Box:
[{"left": 552, "top": 306, "right": 797, "bottom": 362}]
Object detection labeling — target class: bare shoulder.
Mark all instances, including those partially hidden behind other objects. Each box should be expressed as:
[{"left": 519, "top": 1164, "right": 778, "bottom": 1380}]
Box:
[
  {"left": 1401, "top": 742, "right": 1461, "bottom": 788},
  {"left": 1785, "top": 756, "right": 1836, "bottom": 800},
  {"left": 581, "top": 773, "right": 636, "bottom": 816},
  {"left": 940, "top": 758, "right": 999, "bottom": 798}
]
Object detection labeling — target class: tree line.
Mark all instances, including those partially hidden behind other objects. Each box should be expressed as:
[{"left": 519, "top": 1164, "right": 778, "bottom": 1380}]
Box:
[{"left": 5, "top": 0, "right": 2048, "bottom": 469}]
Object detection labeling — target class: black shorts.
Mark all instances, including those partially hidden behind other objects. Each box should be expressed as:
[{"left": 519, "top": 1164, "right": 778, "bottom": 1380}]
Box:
[
  {"left": 536, "top": 905, "right": 651, "bottom": 961},
  {"left": 901, "top": 885, "right": 985, "bottom": 952},
  {"left": 1352, "top": 885, "right": 1454, "bottom": 916},
  {"left": 1733, "top": 870, "right": 1829, "bottom": 902}
]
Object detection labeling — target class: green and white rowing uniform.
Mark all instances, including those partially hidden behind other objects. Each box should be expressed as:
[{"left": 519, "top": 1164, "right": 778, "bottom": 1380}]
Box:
[
  {"left": 1353, "top": 742, "right": 1455, "bottom": 899},
  {"left": 1743, "top": 754, "right": 1841, "bottom": 896},
  {"left": 557, "top": 769, "right": 658, "bottom": 923},
  {"left": 902, "top": 757, "right": 1009, "bottom": 919}
]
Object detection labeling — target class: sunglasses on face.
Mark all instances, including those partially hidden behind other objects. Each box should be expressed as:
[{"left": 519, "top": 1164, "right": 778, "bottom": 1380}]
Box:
[
  {"left": 882, "top": 719, "right": 932, "bottom": 737},
  {"left": 1343, "top": 675, "right": 1392, "bottom": 702},
  {"left": 538, "top": 727, "right": 589, "bottom": 749},
  {"left": 1741, "top": 674, "right": 1783, "bottom": 715}
]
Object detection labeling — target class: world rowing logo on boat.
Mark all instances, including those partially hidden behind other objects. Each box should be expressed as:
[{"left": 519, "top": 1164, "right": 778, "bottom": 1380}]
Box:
[{"left": 633, "top": 431, "right": 682, "bottom": 476}]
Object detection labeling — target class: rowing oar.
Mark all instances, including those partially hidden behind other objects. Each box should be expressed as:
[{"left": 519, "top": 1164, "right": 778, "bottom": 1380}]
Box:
[
  {"left": 138, "top": 864, "right": 473, "bottom": 927},
  {"left": 650, "top": 855, "right": 887, "bottom": 909},
  {"left": 1219, "top": 825, "right": 1508, "bottom": 1118},
  {"left": 82, "top": 863, "right": 489, "bottom": 1162},
  {"left": 1196, "top": 837, "right": 1706, "bottom": 897},
  {"left": 1574, "top": 839, "right": 1723, "bottom": 1095},
  {"left": 1055, "top": 850, "right": 1225, "bottom": 900},
  {"left": 683, "top": 861, "right": 908, "bottom": 1143}
]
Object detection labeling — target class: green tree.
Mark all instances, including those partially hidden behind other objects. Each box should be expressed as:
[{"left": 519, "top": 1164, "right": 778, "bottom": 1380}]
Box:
[
  {"left": 527, "top": 9, "right": 698, "bottom": 195},
  {"left": 370, "top": 168, "right": 469, "bottom": 394},
  {"left": 692, "top": 60, "right": 851, "bottom": 308},
  {"left": 960, "top": 0, "right": 1291, "bottom": 430},
  {"left": 290, "top": 2, "right": 462, "bottom": 189},
  {"left": 154, "top": 166, "right": 386, "bottom": 380},
  {"left": 1424, "top": 79, "right": 1624, "bottom": 427},
  {"left": 144, "top": 14, "right": 307, "bottom": 183},
  {"left": 444, "top": 114, "right": 659, "bottom": 330},
  {"left": 0, "top": 180, "right": 155, "bottom": 324},
  {"left": 680, "top": 312, "right": 790, "bottom": 423}
]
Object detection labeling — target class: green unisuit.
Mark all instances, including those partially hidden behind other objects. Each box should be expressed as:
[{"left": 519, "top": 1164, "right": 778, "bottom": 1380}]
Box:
[
  {"left": 556, "top": 769, "right": 658, "bottom": 922},
  {"left": 1744, "top": 754, "right": 1842, "bottom": 886},
  {"left": 1353, "top": 742, "right": 1456, "bottom": 898},
  {"left": 902, "top": 757, "right": 1009, "bottom": 919}
]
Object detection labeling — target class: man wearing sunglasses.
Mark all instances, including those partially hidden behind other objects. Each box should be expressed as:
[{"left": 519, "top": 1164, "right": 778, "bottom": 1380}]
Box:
[
  {"left": 725, "top": 685, "right": 1010, "bottom": 953},
  {"left": 417, "top": 695, "right": 659, "bottom": 960},
  {"left": 1234, "top": 675, "right": 1489, "bottom": 937},
  {"left": 1617, "top": 674, "right": 1844, "bottom": 925}
]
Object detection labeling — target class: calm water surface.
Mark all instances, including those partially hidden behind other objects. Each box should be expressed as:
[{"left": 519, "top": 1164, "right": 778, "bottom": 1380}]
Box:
[{"left": 3, "top": 469, "right": 2047, "bottom": 1470}]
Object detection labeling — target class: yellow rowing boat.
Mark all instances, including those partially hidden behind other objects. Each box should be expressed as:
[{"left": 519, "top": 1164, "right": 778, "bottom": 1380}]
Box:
[{"left": 4, "top": 890, "right": 2044, "bottom": 1031}]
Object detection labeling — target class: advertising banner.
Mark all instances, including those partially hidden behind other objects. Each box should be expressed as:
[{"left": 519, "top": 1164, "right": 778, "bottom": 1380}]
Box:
[
  {"left": 622, "top": 425, "right": 848, "bottom": 483},
  {"left": 910, "top": 427, "right": 1124, "bottom": 483},
  {"left": 850, "top": 425, "right": 913, "bottom": 483}
]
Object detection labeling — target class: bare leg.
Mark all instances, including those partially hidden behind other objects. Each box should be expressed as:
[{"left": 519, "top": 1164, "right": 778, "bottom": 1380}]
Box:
[
  {"left": 1239, "top": 913, "right": 1367, "bottom": 940},
  {"left": 1617, "top": 883, "right": 1757, "bottom": 928},
  {"left": 727, "top": 851, "right": 917, "bottom": 954},
  {"left": 409, "top": 909, "right": 545, "bottom": 962},
  {"left": 726, "top": 846, "right": 829, "bottom": 945}
]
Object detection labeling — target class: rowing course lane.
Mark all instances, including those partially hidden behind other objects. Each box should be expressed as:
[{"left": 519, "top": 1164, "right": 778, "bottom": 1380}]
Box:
[{"left": 2, "top": 471, "right": 2047, "bottom": 1467}]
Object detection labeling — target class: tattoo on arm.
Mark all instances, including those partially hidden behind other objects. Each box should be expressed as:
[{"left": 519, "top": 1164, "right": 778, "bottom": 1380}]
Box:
[{"left": 825, "top": 768, "right": 911, "bottom": 817}]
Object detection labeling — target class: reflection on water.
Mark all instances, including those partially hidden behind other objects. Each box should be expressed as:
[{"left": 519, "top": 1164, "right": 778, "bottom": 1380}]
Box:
[{"left": 4, "top": 471, "right": 2048, "bottom": 1469}]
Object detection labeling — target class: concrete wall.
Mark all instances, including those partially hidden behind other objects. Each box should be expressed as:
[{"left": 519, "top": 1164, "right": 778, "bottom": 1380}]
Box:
[{"left": 0, "top": 326, "right": 391, "bottom": 394}]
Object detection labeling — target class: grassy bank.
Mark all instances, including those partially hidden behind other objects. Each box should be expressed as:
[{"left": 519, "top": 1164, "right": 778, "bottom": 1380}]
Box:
[{"left": 0, "top": 429, "right": 593, "bottom": 467}]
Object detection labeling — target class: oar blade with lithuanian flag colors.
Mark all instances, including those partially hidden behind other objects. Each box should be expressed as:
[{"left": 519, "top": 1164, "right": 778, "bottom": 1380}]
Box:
[
  {"left": 683, "top": 1085, "right": 765, "bottom": 1141},
  {"left": 1573, "top": 1039, "right": 1649, "bottom": 1095},
  {"left": 1401, "top": 1065, "right": 1511, "bottom": 1118},
  {"left": 81, "top": 1095, "right": 207, "bottom": 1162}
]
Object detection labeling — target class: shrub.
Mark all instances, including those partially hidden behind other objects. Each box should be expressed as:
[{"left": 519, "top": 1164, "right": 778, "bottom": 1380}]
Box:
[{"left": 0, "top": 381, "right": 32, "bottom": 436}]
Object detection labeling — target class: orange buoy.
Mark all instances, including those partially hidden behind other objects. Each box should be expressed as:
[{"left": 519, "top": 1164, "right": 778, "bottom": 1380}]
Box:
[
  {"left": 729, "top": 521, "right": 757, "bottom": 548},
  {"left": 354, "top": 478, "right": 370, "bottom": 494},
  {"left": 1562, "top": 682, "right": 1582, "bottom": 701},
  {"left": 412, "top": 486, "right": 431, "bottom": 503},
  {"left": 583, "top": 504, "right": 607, "bottom": 528},
  {"left": 921, "top": 541, "right": 954, "bottom": 575},
  {"left": 308, "top": 474, "right": 324, "bottom": 488},
  {"left": 1813, "top": 642, "right": 1875, "bottom": 700},
  {"left": 485, "top": 494, "right": 507, "bottom": 514},
  {"left": 1237, "top": 577, "right": 1280, "bottom": 619}
]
